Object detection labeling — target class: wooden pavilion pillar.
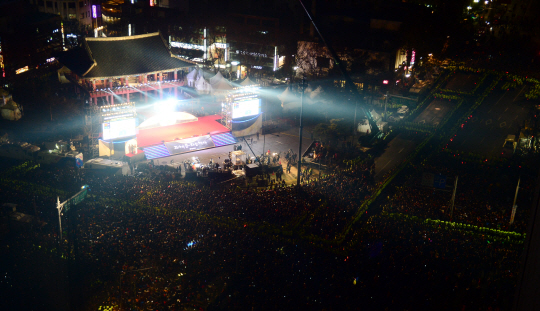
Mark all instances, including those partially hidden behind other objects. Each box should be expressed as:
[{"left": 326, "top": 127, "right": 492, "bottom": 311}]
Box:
[{"left": 144, "top": 75, "right": 148, "bottom": 102}]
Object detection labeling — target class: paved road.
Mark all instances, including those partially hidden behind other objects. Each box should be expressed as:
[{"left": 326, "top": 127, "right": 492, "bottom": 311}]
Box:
[
  {"left": 374, "top": 132, "right": 425, "bottom": 181},
  {"left": 448, "top": 82, "right": 530, "bottom": 157},
  {"left": 413, "top": 99, "right": 455, "bottom": 126},
  {"left": 443, "top": 72, "right": 482, "bottom": 93}
]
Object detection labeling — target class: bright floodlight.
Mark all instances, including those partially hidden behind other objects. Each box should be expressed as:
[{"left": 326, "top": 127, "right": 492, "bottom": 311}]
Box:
[{"left": 154, "top": 98, "right": 177, "bottom": 112}]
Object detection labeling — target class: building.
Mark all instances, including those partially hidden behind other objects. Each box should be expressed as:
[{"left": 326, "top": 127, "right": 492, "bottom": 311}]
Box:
[
  {"left": 0, "top": 0, "right": 63, "bottom": 80},
  {"left": 55, "top": 31, "right": 195, "bottom": 157}
]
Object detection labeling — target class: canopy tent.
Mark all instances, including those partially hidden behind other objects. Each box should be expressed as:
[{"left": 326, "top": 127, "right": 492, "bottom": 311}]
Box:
[
  {"left": 186, "top": 69, "right": 199, "bottom": 87},
  {"left": 195, "top": 76, "right": 211, "bottom": 94},
  {"left": 239, "top": 76, "right": 258, "bottom": 87},
  {"left": 209, "top": 71, "right": 224, "bottom": 85},
  {"left": 277, "top": 87, "right": 299, "bottom": 104},
  {"left": 210, "top": 76, "right": 233, "bottom": 95}
]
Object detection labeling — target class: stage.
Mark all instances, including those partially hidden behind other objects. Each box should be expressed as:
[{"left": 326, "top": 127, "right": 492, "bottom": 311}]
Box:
[
  {"left": 133, "top": 114, "right": 237, "bottom": 160},
  {"left": 137, "top": 114, "right": 230, "bottom": 147}
]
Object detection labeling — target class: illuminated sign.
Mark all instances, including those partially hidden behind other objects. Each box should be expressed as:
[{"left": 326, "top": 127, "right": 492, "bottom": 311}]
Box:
[
  {"left": 16, "top": 66, "right": 29, "bottom": 74},
  {"left": 236, "top": 50, "right": 268, "bottom": 58},
  {"left": 92, "top": 5, "right": 97, "bottom": 18},
  {"left": 252, "top": 66, "right": 262, "bottom": 69},
  {"left": 233, "top": 98, "right": 261, "bottom": 119},
  {"left": 214, "top": 43, "right": 228, "bottom": 49},
  {"left": 383, "top": 80, "right": 389, "bottom": 85},
  {"left": 46, "top": 57, "right": 55, "bottom": 63},
  {"left": 164, "top": 135, "right": 215, "bottom": 155},
  {"left": 170, "top": 41, "right": 205, "bottom": 50},
  {"left": 411, "top": 50, "right": 416, "bottom": 65},
  {"left": 102, "top": 118, "right": 136, "bottom": 140}
]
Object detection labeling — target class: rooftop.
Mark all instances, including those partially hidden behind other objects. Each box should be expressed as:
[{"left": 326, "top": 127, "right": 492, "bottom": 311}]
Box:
[{"left": 57, "top": 32, "right": 194, "bottom": 79}]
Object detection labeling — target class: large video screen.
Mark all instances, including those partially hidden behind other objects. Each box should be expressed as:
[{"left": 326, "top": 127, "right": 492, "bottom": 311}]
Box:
[
  {"left": 232, "top": 98, "right": 261, "bottom": 119},
  {"left": 102, "top": 118, "right": 137, "bottom": 140}
]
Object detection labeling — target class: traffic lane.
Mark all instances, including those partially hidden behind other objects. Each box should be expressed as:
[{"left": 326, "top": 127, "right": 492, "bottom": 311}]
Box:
[
  {"left": 374, "top": 133, "right": 424, "bottom": 182},
  {"left": 413, "top": 99, "right": 454, "bottom": 125},
  {"left": 449, "top": 85, "right": 531, "bottom": 157},
  {"left": 443, "top": 73, "right": 481, "bottom": 93}
]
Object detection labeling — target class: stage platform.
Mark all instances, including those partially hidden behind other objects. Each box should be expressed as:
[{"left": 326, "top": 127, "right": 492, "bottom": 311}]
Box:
[
  {"left": 134, "top": 114, "right": 237, "bottom": 160},
  {"left": 137, "top": 114, "right": 230, "bottom": 147}
]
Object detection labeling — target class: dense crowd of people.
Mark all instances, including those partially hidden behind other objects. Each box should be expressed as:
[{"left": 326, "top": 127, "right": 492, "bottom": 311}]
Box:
[
  {"left": 385, "top": 153, "right": 531, "bottom": 233},
  {"left": 0, "top": 154, "right": 528, "bottom": 310}
]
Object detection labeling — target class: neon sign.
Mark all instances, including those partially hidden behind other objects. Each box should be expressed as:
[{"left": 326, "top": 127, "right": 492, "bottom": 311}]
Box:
[{"left": 92, "top": 5, "right": 97, "bottom": 18}]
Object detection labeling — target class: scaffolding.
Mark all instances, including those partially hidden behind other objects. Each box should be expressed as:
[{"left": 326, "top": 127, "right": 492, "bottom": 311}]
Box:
[
  {"left": 222, "top": 90, "right": 261, "bottom": 131},
  {"left": 84, "top": 101, "right": 136, "bottom": 159},
  {"left": 84, "top": 104, "right": 101, "bottom": 159},
  {"left": 221, "top": 100, "right": 233, "bottom": 130}
]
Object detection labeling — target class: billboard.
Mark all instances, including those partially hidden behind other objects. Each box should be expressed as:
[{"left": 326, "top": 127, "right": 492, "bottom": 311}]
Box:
[
  {"left": 232, "top": 98, "right": 260, "bottom": 119},
  {"left": 102, "top": 118, "right": 136, "bottom": 140},
  {"left": 164, "top": 135, "right": 216, "bottom": 155}
]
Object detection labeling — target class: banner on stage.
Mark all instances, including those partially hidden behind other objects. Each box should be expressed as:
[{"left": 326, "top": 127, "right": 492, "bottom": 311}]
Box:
[{"left": 164, "top": 135, "right": 215, "bottom": 155}]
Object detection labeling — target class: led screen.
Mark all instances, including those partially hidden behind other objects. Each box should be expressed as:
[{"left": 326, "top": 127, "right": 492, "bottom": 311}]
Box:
[
  {"left": 102, "top": 118, "right": 136, "bottom": 140},
  {"left": 232, "top": 98, "right": 261, "bottom": 119}
]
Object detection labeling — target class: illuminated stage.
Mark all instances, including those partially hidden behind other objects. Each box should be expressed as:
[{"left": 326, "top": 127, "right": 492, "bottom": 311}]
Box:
[
  {"left": 135, "top": 114, "right": 236, "bottom": 160},
  {"left": 137, "top": 114, "right": 230, "bottom": 147}
]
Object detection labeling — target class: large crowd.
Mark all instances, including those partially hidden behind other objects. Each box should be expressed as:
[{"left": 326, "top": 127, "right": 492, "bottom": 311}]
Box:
[
  {"left": 0, "top": 154, "right": 527, "bottom": 310},
  {"left": 385, "top": 153, "right": 531, "bottom": 233}
]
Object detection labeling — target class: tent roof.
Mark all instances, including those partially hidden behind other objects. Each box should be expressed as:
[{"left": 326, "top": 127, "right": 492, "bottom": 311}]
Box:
[
  {"left": 211, "top": 77, "right": 233, "bottom": 90},
  {"left": 56, "top": 32, "right": 194, "bottom": 79},
  {"left": 277, "top": 87, "right": 298, "bottom": 103},
  {"left": 209, "top": 71, "right": 224, "bottom": 85},
  {"left": 186, "top": 68, "right": 199, "bottom": 79},
  {"left": 239, "top": 76, "right": 258, "bottom": 86}
]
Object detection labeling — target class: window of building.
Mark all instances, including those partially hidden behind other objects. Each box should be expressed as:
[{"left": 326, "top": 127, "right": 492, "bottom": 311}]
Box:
[
  {"left": 46, "top": 1, "right": 53, "bottom": 8},
  {"left": 38, "top": 0, "right": 44, "bottom": 6},
  {"left": 68, "top": 2, "right": 75, "bottom": 8},
  {"left": 81, "top": 13, "right": 84, "bottom": 19},
  {"left": 79, "top": 1, "right": 84, "bottom": 8},
  {"left": 63, "top": 2, "right": 66, "bottom": 9}
]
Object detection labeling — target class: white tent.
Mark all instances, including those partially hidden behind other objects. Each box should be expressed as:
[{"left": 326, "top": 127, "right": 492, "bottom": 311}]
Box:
[
  {"left": 277, "top": 87, "right": 298, "bottom": 104},
  {"left": 239, "top": 76, "right": 258, "bottom": 87},
  {"left": 210, "top": 76, "right": 233, "bottom": 95},
  {"left": 195, "top": 76, "right": 211, "bottom": 94},
  {"left": 309, "top": 85, "right": 323, "bottom": 100},
  {"left": 186, "top": 69, "right": 199, "bottom": 87},
  {"left": 209, "top": 71, "right": 224, "bottom": 85}
]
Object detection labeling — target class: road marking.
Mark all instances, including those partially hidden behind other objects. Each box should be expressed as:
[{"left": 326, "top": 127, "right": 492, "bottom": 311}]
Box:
[
  {"left": 486, "top": 119, "right": 492, "bottom": 125},
  {"left": 513, "top": 85, "right": 527, "bottom": 102},
  {"left": 398, "top": 148, "right": 404, "bottom": 153},
  {"left": 419, "top": 120, "right": 426, "bottom": 124},
  {"left": 504, "top": 107, "right": 508, "bottom": 112},
  {"left": 498, "top": 116, "right": 502, "bottom": 120},
  {"left": 500, "top": 122, "right": 507, "bottom": 128},
  {"left": 494, "top": 91, "right": 508, "bottom": 106},
  {"left": 380, "top": 160, "right": 393, "bottom": 171},
  {"left": 488, "top": 109, "right": 492, "bottom": 113}
]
